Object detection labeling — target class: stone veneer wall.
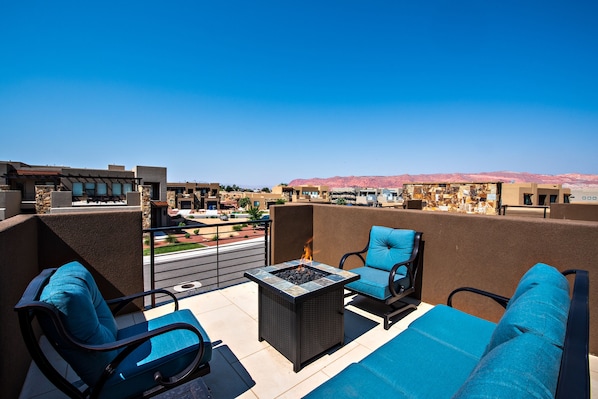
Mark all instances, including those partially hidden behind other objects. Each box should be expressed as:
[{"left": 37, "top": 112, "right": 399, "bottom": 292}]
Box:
[
  {"left": 35, "top": 185, "right": 54, "bottom": 214},
  {"left": 139, "top": 185, "right": 151, "bottom": 229},
  {"left": 167, "top": 190, "right": 176, "bottom": 209}
]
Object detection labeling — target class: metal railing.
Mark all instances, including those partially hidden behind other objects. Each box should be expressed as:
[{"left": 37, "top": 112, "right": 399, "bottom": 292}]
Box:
[{"left": 143, "top": 218, "right": 271, "bottom": 307}]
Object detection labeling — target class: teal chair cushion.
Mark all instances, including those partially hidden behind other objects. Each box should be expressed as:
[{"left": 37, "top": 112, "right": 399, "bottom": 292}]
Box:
[
  {"left": 40, "top": 261, "right": 118, "bottom": 386},
  {"left": 454, "top": 333, "right": 562, "bottom": 399},
  {"left": 101, "top": 309, "right": 212, "bottom": 399},
  {"left": 365, "top": 227, "right": 416, "bottom": 272},
  {"left": 484, "top": 275, "right": 570, "bottom": 356},
  {"left": 409, "top": 305, "right": 496, "bottom": 360},
  {"left": 345, "top": 265, "right": 408, "bottom": 300}
]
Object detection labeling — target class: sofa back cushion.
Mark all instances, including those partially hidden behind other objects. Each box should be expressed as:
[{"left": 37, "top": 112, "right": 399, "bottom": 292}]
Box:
[
  {"left": 365, "top": 227, "right": 416, "bottom": 272},
  {"left": 484, "top": 263, "right": 569, "bottom": 356},
  {"left": 508, "top": 263, "right": 569, "bottom": 309},
  {"left": 40, "top": 261, "right": 118, "bottom": 386},
  {"left": 453, "top": 333, "right": 562, "bottom": 399}
]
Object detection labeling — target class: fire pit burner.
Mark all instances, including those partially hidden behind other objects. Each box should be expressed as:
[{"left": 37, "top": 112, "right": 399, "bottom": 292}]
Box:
[{"left": 273, "top": 265, "right": 330, "bottom": 285}]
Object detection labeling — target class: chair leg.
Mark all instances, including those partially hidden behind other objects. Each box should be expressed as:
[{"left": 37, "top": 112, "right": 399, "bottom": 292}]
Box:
[{"left": 384, "top": 302, "right": 417, "bottom": 330}]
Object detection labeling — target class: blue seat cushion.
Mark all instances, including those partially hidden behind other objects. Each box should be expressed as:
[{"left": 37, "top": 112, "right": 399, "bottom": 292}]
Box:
[
  {"left": 484, "top": 274, "right": 570, "bottom": 356},
  {"left": 408, "top": 305, "right": 496, "bottom": 360},
  {"left": 359, "top": 328, "right": 479, "bottom": 398},
  {"left": 40, "top": 261, "right": 118, "bottom": 386},
  {"left": 345, "top": 265, "right": 409, "bottom": 300},
  {"left": 304, "top": 363, "right": 408, "bottom": 399},
  {"left": 453, "top": 333, "right": 562, "bottom": 399},
  {"left": 100, "top": 309, "right": 212, "bottom": 399},
  {"left": 365, "top": 227, "right": 416, "bottom": 272}
]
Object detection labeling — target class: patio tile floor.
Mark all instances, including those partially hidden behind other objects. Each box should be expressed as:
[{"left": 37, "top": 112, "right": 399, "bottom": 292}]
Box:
[{"left": 19, "top": 281, "right": 598, "bottom": 399}]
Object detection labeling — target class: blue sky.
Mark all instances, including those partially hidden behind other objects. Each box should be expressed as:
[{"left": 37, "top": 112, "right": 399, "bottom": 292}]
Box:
[{"left": 1, "top": 1, "right": 597, "bottom": 187}]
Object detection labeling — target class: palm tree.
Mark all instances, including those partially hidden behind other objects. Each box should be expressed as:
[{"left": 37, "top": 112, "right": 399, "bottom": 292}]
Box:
[{"left": 247, "top": 205, "right": 263, "bottom": 221}]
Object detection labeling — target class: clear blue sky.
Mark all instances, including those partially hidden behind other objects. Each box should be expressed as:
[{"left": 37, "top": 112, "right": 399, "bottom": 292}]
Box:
[{"left": 1, "top": 1, "right": 597, "bottom": 187}]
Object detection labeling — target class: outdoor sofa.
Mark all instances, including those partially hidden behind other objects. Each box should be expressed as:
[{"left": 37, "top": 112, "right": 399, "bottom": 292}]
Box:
[{"left": 305, "top": 263, "right": 590, "bottom": 399}]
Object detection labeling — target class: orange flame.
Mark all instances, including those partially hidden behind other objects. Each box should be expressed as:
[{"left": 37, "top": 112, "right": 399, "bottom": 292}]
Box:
[{"left": 300, "top": 237, "right": 313, "bottom": 267}]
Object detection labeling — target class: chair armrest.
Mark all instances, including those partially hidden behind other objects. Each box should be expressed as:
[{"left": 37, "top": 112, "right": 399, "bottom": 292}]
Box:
[
  {"left": 339, "top": 244, "right": 369, "bottom": 269},
  {"left": 106, "top": 289, "right": 179, "bottom": 314},
  {"left": 387, "top": 259, "right": 415, "bottom": 297},
  {"left": 447, "top": 287, "right": 509, "bottom": 309}
]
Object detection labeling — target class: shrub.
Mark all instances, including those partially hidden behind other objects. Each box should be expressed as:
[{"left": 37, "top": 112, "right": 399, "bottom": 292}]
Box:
[
  {"left": 178, "top": 221, "right": 186, "bottom": 227},
  {"left": 185, "top": 232, "right": 190, "bottom": 239},
  {"left": 166, "top": 234, "right": 178, "bottom": 244},
  {"left": 193, "top": 229, "right": 200, "bottom": 235},
  {"left": 233, "top": 224, "right": 243, "bottom": 231},
  {"left": 211, "top": 235, "right": 219, "bottom": 241}
]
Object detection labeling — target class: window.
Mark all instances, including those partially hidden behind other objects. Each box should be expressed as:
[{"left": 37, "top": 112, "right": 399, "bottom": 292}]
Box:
[
  {"left": 72, "top": 182, "right": 83, "bottom": 196},
  {"left": 85, "top": 182, "right": 96, "bottom": 196},
  {"left": 523, "top": 193, "right": 533, "bottom": 205},
  {"left": 564, "top": 194, "right": 571, "bottom": 204},
  {"left": 123, "top": 183, "right": 133, "bottom": 194},
  {"left": 97, "top": 183, "right": 107, "bottom": 196},
  {"left": 253, "top": 201, "right": 260, "bottom": 207},
  {"left": 538, "top": 195, "right": 546, "bottom": 205},
  {"left": 112, "top": 183, "right": 122, "bottom": 196},
  {"left": 550, "top": 195, "right": 557, "bottom": 203}
]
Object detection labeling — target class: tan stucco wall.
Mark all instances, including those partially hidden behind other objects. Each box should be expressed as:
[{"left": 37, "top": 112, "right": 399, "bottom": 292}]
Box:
[{"left": 272, "top": 203, "right": 598, "bottom": 354}]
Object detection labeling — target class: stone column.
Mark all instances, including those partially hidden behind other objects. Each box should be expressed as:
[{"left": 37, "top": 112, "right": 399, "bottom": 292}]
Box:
[
  {"left": 35, "top": 185, "right": 54, "bottom": 214},
  {"left": 139, "top": 185, "right": 151, "bottom": 229}
]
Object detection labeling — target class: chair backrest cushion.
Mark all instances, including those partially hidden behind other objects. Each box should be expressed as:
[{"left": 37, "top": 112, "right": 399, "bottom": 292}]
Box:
[
  {"left": 40, "top": 261, "right": 118, "bottom": 385},
  {"left": 365, "top": 227, "right": 416, "bottom": 272}
]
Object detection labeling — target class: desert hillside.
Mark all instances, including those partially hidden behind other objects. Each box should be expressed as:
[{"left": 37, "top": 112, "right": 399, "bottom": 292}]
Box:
[{"left": 288, "top": 172, "right": 598, "bottom": 188}]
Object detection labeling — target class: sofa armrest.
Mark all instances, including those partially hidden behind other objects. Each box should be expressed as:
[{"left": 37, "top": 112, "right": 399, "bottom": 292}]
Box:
[
  {"left": 556, "top": 269, "right": 590, "bottom": 399},
  {"left": 447, "top": 287, "right": 509, "bottom": 309}
]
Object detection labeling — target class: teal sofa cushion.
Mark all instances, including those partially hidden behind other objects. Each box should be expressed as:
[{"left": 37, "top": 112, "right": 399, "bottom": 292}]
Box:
[
  {"left": 484, "top": 273, "right": 570, "bottom": 355},
  {"left": 409, "top": 305, "right": 496, "bottom": 360},
  {"left": 345, "top": 265, "right": 408, "bottom": 300},
  {"left": 508, "top": 263, "right": 569, "bottom": 308},
  {"left": 40, "top": 261, "right": 118, "bottom": 386},
  {"left": 304, "top": 363, "right": 409, "bottom": 399},
  {"left": 453, "top": 333, "right": 563, "bottom": 399},
  {"left": 101, "top": 309, "right": 212, "bottom": 399},
  {"left": 365, "top": 227, "right": 415, "bottom": 272},
  {"left": 360, "top": 328, "right": 479, "bottom": 398}
]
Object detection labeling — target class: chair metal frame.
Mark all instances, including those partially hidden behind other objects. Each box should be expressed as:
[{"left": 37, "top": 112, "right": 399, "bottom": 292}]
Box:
[
  {"left": 15, "top": 268, "right": 211, "bottom": 399},
  {"left": 339, "top": 229, "right": 424, "bottom": 329}
]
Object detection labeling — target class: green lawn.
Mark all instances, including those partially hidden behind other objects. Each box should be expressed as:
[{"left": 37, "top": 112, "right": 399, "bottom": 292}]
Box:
[{"left": 143, "top": 242, "right": 205, "bottom": 256}]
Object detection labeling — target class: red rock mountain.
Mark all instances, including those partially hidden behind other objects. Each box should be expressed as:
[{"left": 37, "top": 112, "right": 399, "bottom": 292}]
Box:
[{"left": 288, "top": 172, "right": 598, "bottom": 188}]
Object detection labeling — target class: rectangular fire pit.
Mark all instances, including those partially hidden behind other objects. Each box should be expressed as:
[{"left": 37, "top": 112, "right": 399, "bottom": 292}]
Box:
[{"left": 244, "top": 260, "right": 359, "bottom": 372}]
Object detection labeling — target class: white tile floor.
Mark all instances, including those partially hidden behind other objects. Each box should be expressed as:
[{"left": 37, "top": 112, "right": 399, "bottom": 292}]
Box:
[{"left": 19, "top": 282, "right": 598, "bottom": 399}]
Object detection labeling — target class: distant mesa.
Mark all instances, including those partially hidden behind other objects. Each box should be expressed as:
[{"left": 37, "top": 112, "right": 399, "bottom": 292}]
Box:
[{"left": 287, "top": 171, "right": 598, "bottom": 188}]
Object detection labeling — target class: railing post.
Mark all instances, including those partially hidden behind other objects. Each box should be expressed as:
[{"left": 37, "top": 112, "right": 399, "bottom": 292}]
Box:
[
  {"left": 150, "top": 230, "right": 156, "bottom": 308},
  {"left": 216, "top": 225, "right": 220, "bottom": 288}
]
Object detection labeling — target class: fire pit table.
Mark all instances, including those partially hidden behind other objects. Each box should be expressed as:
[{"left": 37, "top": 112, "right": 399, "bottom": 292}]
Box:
[{"left": 244, "top": 260, "right": 359, "bottom": 372}]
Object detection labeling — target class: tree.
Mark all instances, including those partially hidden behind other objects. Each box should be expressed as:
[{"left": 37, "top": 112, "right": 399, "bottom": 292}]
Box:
[
  {"left": 238, "top": 197, "right": 251, "bottom": 209},
  {"left": 261, "top": 187, "right": 271, "bottom": 193},
  {"left": 275, "top": 198, "right": 286, "bottom": 205},
  {"left": 247, "top": 205, "right": 263, "bottom": 221},
  {"left": 336, "top": 198, "right": 347, "bottom": 205}
]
